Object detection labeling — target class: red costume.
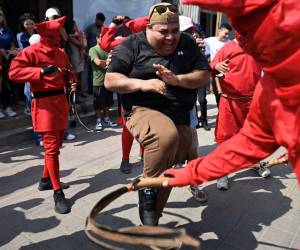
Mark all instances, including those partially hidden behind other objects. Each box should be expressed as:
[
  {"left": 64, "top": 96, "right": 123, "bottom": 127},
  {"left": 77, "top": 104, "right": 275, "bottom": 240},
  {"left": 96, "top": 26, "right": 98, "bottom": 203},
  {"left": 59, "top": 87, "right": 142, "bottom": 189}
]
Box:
[
  {"left": 9, "top": 17, "right": 74, "bottom": 191},
  {"left": 100, "top": 16, "right": 148, "bottom": 52},
  {"left": 211, "top": 40, "right": 262, "bottom": 143},
  {"left": 164, "top": 0, "right": 300, "bottom": 186},
  {"left": 100, "top": 17, "right": 147, "bottom": 163}
]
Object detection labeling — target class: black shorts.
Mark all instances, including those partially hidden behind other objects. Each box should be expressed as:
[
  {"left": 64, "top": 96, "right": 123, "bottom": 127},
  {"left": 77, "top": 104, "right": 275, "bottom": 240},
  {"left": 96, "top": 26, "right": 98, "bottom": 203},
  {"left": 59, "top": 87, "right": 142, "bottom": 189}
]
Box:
[{"left": 93, "top": 86, "right": 114, "bottom": 110}]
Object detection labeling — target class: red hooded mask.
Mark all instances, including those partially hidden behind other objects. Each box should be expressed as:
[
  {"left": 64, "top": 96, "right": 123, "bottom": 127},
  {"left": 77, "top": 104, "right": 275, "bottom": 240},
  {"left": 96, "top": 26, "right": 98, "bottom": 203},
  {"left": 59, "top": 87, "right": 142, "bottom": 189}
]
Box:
[{"left": 36, "top": 16, "right": 67, "bottom": 48}]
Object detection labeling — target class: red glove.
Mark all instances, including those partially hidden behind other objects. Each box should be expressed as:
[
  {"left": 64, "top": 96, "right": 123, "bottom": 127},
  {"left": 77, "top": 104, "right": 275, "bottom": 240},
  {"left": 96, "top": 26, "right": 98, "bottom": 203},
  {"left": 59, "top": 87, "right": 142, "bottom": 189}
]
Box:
[{"left": 163, "top": 167, "right": 199, "bottom": 187}]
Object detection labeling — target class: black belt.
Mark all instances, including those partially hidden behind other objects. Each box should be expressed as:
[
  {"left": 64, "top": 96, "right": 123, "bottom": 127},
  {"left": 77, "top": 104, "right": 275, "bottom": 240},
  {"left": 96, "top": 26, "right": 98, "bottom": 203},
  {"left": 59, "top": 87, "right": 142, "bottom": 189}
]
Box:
[{"left": 31, "top": 88, "right": 65, "bottom": 99}]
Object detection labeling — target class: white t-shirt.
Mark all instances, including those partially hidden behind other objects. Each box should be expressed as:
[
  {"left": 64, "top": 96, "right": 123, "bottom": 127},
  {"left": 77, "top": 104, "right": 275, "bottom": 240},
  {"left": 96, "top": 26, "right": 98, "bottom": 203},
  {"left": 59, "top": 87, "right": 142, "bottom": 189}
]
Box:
[{"left": 204, "top": 36, "right": 227, "bottom": 61}]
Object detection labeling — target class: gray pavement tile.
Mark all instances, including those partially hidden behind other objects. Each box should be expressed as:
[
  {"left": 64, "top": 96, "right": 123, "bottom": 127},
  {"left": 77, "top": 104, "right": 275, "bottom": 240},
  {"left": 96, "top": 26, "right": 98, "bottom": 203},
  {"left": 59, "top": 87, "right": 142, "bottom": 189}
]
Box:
[
  {"left": 290, "top": 236, "right": 300, "bottom": 250},
  {"left": 276, "top": 203, "right": 300, "bottom": 221},
  {"left": 260, "top": 227, "right": 294, "bottom": 249},
  {"left": 19, "top": 231, "right": 98, "bottom": 250},
  {"left": 270, "top": 216, "right": 299, "bottom": 235},
  {"left": 0, "top": 234, "right": 36, "bottom": 250}
]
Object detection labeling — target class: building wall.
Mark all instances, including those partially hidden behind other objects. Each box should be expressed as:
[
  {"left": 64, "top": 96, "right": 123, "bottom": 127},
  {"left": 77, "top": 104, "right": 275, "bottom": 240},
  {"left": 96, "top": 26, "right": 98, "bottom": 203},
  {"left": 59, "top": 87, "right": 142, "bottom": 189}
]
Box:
[{"left": 73, "top": 0, "right": 159, "bottom": 30}]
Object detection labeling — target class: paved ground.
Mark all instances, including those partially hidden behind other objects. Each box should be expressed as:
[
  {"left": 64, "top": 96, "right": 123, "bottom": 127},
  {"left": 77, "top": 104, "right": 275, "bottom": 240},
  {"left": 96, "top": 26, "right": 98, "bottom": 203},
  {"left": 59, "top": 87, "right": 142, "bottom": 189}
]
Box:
[{"left": 0, "top": 94, "right": 299, "bottom": 250}]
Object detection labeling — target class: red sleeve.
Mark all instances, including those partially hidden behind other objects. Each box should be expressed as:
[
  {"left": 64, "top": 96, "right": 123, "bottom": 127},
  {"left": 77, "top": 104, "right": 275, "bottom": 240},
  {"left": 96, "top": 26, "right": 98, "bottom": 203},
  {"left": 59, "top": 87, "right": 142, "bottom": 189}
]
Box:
[
  {"left": 185, "top": 82, "right": 279, "bottom": 184},
  {"left": 9, "top": 49, "right": 41, "bottom": 83},
  {"left": 100, "top": 26, "right": 124, "bottom": 52},
  {"left": 124, "top": 16, "right": 148, "bottom": 33},
  {"left": 182, "top": 0, "right": 273, "bottom": 16}
]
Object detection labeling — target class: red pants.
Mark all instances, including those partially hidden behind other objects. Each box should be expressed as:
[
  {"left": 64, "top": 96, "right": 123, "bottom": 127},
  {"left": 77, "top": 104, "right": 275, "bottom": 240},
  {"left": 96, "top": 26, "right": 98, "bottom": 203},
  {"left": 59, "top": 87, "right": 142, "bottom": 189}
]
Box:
[
  {"left": 120, "top": 108, "right": 143, "bottom": 160},
  {"left": 41, "top": 130, "right": 64, "bottom": 190}
]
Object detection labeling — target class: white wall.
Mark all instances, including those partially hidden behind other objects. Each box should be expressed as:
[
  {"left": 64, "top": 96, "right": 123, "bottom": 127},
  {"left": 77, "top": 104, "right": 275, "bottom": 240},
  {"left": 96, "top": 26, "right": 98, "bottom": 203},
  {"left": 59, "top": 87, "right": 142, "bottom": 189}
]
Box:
[{"left": 73, "top": 0, "right": 160, "bottom": 30}]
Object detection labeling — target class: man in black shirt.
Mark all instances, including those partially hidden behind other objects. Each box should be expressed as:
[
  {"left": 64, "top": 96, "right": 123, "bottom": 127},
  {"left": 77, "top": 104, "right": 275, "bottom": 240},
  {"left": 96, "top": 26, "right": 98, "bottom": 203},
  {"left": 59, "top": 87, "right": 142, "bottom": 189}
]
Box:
[{"left": 105, "top": 3, "right": 211, "bottom": 225}]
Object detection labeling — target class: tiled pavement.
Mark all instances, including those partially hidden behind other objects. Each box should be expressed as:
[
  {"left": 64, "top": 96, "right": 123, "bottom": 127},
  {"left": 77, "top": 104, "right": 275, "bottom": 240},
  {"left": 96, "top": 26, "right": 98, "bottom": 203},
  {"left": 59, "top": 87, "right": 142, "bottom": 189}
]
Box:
[{"left": 0, "top": 94, "right": 299, "bottom": 250}]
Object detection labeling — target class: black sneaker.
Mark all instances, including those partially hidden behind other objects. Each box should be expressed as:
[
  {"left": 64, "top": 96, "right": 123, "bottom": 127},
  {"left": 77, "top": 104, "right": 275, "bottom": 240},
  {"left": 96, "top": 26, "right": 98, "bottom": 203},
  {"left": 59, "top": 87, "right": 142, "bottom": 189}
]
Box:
[
  {"left": 53, "top": 189, "right": 70, "bottom": 214},
  {"left": 200, "top": 121, "right": 211, "bottom": 131},
  {"left": 188, "top": 186, "right": 207, "bottom": 203},
  {"left": 138, "top": 188, "right": 158, "bottom": 226},
  {"left": 38, "top": 178, "right": 70, "bottom": 191},
  {"left": 120, "top": 160, "right": 132, "bottom": 174}
]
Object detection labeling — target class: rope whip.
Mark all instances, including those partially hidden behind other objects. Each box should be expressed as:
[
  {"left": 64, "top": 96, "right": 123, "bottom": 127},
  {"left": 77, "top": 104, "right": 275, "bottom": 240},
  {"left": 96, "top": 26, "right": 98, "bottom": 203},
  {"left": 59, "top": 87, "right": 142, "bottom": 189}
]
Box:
[
  {"left": 59, "top": 67, "right": 96, "bottom": 132},
  {"left": 85, "top": 176, "right": 200, "bottom": 250}
]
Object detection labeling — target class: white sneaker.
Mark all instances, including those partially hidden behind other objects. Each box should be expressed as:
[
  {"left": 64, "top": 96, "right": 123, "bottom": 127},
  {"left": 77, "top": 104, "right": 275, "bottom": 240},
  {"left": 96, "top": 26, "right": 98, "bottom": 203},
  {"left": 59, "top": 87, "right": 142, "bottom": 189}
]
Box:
[
  {"left": 95, "top": 119, "right": 104, "bottom": 131},
  {"left": 102, "top": 118, "right": 117, "bottom": 128},
  {"left": 64, "top": 133, "right": 76, "bottom": 141},
  {"left": 217, "top": 176, "right": 229, "bottom": 190},
  {"left": 4, "top": 107, "right": 16, "bottom": 117},
  {"left": 253, "top": 165, "right": 271, "bottom": 178},
  {"left": 39, "top": 141, "right": 44, "bottom": 147},
  {"left": 0, "top": 110, "right": 5, "bottom": 119}
]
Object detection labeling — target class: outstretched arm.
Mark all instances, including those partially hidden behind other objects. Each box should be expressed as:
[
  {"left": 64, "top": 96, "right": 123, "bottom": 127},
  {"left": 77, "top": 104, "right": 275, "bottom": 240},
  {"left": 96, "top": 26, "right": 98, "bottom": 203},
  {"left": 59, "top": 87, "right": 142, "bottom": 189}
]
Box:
[{"left": 164, "top": 82, "right": 279, "bottom": 187}]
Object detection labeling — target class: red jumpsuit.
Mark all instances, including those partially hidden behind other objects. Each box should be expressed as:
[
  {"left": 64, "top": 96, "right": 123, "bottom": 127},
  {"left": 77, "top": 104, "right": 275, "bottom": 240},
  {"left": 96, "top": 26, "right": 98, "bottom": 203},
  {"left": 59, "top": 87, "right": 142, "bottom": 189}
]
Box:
[
  {"left": 100, "top": 16, "right": 148, "bottom": 52},
  {"left": 165, "top": 0, "right": 300, "bottom": 186},
  {"left": 100, "top": 17, "right": 147, "bottom": 161},
  {"left": 9, "top": 17, "right": 74, "bottom": 190},
  {"left": 211, "top": 40, "right": 261, "bottom": 143}
]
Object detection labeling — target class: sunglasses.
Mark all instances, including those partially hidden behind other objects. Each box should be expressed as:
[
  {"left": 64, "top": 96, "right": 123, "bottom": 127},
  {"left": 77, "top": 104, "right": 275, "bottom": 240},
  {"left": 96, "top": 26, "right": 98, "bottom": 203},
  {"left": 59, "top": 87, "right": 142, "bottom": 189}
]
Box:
[{"left": 150, "top": 4, "right": 178, "bottom": 19}]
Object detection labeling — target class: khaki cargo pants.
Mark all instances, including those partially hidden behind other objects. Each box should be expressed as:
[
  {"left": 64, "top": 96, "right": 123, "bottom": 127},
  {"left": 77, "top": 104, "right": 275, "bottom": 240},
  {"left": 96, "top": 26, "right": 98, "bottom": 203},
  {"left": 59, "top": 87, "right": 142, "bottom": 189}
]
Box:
[{"left": 126, "top": 107, "right": 193, "bottom": 215}]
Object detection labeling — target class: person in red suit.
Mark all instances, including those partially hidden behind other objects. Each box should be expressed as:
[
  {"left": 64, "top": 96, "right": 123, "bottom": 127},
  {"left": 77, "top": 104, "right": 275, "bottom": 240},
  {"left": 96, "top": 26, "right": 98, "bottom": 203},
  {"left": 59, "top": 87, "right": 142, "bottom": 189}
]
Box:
[
  {"left": 163, "top": 0, "right": 300, "bottom": 187},
  {"left": 9, "top": 16, "right": 76, "bottom": 214},
  {"left": 100, "top": 16, "right": 147, "bottom": 174},
  {"left": 211, "top": 38, "right": 270, "bottom": 190}
]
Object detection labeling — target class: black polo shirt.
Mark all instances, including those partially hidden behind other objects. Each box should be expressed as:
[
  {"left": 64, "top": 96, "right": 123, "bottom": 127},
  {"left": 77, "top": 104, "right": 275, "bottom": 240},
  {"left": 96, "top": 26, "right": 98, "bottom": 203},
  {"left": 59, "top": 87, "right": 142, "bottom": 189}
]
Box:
[{"left": 107, "top": 31, "right": 210, "bottom": 125}]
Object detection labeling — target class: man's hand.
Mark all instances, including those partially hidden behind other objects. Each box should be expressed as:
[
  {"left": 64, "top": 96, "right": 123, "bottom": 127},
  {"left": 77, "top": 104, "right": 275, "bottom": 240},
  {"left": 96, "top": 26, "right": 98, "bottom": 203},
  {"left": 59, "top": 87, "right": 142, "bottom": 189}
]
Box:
[
  {"left": 41, "top": 65, "right": 60, "bottom": 75},
  {"left": 153, "top": 64, "right": 180, "bottom": 86},
  {"left": 214, "top": 59, "right": 229, "bottom": 74},
  {"left": 162, "top": 167, "right": 198, "bottom": 187},
  {"left": 71, "top": 82, "right": 78, "bottom": 92},
  {"left": 141, "top": 78, "right": 167, "bottom": 95}
]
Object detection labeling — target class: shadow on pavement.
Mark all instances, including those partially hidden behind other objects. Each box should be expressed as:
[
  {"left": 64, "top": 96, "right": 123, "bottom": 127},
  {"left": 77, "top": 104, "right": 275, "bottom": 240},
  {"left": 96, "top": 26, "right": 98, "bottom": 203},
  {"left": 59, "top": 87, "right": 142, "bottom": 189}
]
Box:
[
  {"left": 197, "top": 143, "right": 217, "bottom": 157},
  {"left": 0, "top": 167, "right": 76, "bottom": 198},
  {"left": 0, "top": 144, "right": 44, "bottom": 164},
  {"left": 165, "top": 165, "right": 293, "bottom": 250},
  {"left": 19, "top": 203, "right": 150, "bottom": 250},
  {"left": 69, "top": 126, "right": 121, "bottom": 147},
  {"left": 67, "top": 162, "right": 142, "bottom": 208},
  {"left": 0, "top": 198, "right": 60, "bottom": 247}
]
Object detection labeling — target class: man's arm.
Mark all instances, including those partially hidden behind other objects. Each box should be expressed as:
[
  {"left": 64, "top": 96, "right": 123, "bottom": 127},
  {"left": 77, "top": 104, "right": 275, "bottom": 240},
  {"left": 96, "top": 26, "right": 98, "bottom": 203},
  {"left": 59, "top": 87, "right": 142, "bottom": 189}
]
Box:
[{"left": 105, "top": 72, "right": 166, "bottom": 95}]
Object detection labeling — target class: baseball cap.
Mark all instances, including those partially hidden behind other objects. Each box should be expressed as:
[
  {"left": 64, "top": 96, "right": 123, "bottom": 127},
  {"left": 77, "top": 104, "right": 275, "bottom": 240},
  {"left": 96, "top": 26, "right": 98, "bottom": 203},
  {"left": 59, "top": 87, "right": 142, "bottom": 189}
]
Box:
[
  {"left": 179, "top": 15, "right": 194, "bottom": 32},
  {"left": 148, "top": 3, "right": 179, "bottom": 25},
  {"left": 45, "top": 8, "right": 61, "bottom": 19},
  {"left": 29, "top": 34, "right": 40, "bottom": 45}
]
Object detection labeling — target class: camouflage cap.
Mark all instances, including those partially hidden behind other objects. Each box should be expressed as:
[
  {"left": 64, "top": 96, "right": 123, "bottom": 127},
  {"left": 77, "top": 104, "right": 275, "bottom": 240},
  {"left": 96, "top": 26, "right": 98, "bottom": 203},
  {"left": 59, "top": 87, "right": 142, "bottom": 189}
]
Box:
[{"left": 148, "top": 3, "right": 179, "bottom": 25}]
